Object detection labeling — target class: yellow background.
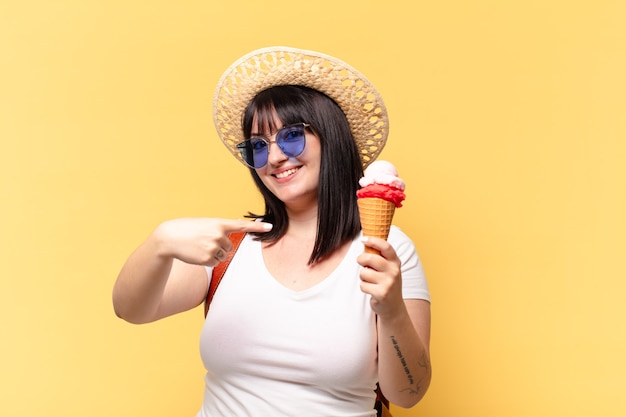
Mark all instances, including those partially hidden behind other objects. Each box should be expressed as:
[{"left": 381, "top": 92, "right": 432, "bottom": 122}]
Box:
[{"left": 1, "top": 1, "right": 625, "bottom": 416}]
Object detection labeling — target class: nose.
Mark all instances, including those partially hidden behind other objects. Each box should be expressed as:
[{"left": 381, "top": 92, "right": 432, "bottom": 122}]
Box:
[{"left": 266, "top": 139, "right": 288, "bottom": 166}]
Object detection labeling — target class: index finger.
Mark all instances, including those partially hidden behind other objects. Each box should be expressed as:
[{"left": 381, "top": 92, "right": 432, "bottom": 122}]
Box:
[
  {"left": 361, "top": 236, "right": 395, "bottom": 258},
  {"left": 221, "top": 218, "right": 274, "bottom": 234}
]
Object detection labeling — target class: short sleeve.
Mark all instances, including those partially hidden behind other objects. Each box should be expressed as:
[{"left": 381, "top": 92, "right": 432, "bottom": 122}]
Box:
[{"left": 388, "top": 226, "right": 430, "bottom": 302}]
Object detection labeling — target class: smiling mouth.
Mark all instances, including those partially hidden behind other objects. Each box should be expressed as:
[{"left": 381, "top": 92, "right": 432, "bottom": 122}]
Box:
[{"left": 274, "top": 167, "right": 299, "bottom": 179}]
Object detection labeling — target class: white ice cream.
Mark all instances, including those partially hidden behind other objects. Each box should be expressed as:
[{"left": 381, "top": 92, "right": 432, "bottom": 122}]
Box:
[{"left": 358, "top": 160, "right": 406, "bottom": 190}]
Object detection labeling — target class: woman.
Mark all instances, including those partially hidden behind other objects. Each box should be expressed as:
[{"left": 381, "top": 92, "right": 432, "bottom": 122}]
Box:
[{"left": 113, "top": 47, "right": 431, "bottom": 417}]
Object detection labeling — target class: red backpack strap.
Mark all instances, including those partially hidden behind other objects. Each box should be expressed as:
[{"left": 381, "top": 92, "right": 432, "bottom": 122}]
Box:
[
  {"left": 375, "top": 384, "right": 391, "bottom": 417},
  {"left": 203, "top": 231, "right": 246, "bottom": 317}
]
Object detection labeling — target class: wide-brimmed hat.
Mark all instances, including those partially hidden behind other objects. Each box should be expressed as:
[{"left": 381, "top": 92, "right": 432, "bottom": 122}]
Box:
[{"left": 212, "top": 46, "right": 388, "bottom": 168}]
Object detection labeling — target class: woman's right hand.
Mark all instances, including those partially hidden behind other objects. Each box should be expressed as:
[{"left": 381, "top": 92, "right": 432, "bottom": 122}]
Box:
[
  {"left": 153, "top": 218, "right": 273, "bottom": 266},
  {"left": 113, "top": 218, "right": 272, "bottom": 323}
]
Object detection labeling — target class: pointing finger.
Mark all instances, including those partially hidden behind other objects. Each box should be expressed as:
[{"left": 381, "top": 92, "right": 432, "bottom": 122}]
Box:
[{"left": 222, "top": 218, "right": 274, "bottom": 234}]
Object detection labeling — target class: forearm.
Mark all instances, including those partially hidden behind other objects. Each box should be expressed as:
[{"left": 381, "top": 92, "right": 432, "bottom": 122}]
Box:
[
  {"left": 377, "top": 303, "right": 431, "bottom": 408},
  {"left": 112, "top": 234, "right": 174, "bottom": 324}
]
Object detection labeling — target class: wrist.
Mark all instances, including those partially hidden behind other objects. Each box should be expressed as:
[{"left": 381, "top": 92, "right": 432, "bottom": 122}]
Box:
[
  {"left": 151, "top": 222, "right": 175, "bottom": 259},
  {"left": 376, "top": 302, "right": 410, "bottom": 326}
]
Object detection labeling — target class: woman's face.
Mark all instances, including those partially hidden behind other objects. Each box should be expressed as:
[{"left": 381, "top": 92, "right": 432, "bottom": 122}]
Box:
[{"left": 253, "top": 113, "right": 322, "bottom": 210}]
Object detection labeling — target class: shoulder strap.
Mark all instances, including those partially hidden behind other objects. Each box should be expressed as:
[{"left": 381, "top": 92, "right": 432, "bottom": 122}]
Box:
[
  {"left": 203, "top": 231, "right": 246, "bottom": 317},
  {"left": 375, "top": 384, "right": 391, "bottom": 416}
]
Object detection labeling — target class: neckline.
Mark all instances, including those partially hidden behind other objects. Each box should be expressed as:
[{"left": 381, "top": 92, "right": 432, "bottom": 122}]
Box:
[{"left": 250, "top": 235, "right": 361, "bottom": 297}]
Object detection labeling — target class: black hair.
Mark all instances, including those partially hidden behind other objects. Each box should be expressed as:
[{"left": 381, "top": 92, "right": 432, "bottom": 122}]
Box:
[{"left": 242, "top": 85, "right": 363, "bottom": 264}]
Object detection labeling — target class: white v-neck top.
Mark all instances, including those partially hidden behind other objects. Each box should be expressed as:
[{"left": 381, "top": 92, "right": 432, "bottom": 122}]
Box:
[{"left": 197, "top": 226, "right": 429, "bottom": 417}]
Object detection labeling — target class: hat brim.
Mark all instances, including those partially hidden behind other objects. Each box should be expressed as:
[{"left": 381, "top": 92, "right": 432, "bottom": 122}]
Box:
[{"left": 212, "top": 46, "right": 388, "bottom": 168}]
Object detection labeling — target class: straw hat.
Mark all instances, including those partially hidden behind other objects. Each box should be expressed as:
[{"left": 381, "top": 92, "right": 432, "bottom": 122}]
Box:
[{"left": 212, "top": 46, "right": 388, "bottom": 168}]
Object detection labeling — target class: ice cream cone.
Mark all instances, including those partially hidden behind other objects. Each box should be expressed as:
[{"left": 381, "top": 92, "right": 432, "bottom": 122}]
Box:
[{"left": 357, "top": 197, "right": 396, "bottom": 254}]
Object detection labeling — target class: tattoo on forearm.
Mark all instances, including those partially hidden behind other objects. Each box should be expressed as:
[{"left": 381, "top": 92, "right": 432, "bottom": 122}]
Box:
[
  {"left": 390, "top": 336, "right": 431, "bottom": 396},
  {"left": 390, "top": 336, "right": 414, "bottom": 385}
]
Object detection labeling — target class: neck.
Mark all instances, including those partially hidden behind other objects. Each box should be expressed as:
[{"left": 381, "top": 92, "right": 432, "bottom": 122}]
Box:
[{"left": 284, "top": 203, "right": 318, "bottom": 238}]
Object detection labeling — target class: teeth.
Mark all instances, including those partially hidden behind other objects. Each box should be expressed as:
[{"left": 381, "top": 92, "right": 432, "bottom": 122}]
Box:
[{"left": 275, "top": 168, "right": 298, "bottom": 179}]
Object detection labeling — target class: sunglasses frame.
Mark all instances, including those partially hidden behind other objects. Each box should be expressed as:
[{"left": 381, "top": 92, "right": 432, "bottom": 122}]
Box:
[{"left": 237, "top": 123, "right": 310, "bottom": 169}]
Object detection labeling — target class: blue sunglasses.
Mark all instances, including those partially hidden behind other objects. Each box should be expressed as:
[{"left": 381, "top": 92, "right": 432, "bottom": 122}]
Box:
[{"left": 237, "top": 123, "right": 310, "bottom": 169}]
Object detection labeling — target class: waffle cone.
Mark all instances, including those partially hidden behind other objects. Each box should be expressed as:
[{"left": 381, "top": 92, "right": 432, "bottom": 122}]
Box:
[{"left": 357, "top": 197, "right": 396, "bottom": 254}]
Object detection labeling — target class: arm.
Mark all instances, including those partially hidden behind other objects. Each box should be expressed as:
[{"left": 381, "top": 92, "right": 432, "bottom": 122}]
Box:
[
  {"left": 377, "top": 299, "right": 431, "bottom": 407},
  {"left": 112, "top": 218, "right": 273, "bottom": 324},
  {"left": 358, "top": 237, "right": 432, "bottom": 407}
]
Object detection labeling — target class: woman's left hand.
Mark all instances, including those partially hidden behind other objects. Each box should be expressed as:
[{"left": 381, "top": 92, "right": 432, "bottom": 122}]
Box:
[{"left": 357, "top": 236, "right": 404, "bottom": 318}]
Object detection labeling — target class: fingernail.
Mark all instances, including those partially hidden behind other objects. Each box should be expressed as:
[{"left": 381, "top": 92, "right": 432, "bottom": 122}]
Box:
[
  {"left": 360, "top": 236, "right": 369, "bottom": 243},
  {"left": 262, "top": 223, "right": 273, "bottom": 231}
]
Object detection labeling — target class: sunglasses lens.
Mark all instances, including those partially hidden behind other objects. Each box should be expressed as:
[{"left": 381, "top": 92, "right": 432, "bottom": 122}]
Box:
[
  {"left": 237, "top": 124, "right": 307, "bottom": 169},
  {"left": 237, "top": 138, "right": 268, "bottom": 168},
  {"left": 276, "top": 125, "right": 306, "bottom": 157}
]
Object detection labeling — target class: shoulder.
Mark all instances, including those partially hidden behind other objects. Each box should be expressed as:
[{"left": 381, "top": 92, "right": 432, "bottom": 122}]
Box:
[
  {"left": 388, "top": 225, "right": 411, "bottom": 243},
  {"left": 387, "top": 226, "right": 418, "bottom": 261},
  {"left": 388, "top": 226, "right": 431, "bottom": 301}
]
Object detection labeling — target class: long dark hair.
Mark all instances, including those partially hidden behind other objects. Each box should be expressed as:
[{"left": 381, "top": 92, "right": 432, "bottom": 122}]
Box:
[{"left": 243, "top": 85, "right": 363, "bottom": 264}]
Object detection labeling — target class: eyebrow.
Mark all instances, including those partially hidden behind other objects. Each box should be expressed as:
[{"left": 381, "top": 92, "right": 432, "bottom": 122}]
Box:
[{"left": 249, "top": 125, "right": 286, "bottom": 138}]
